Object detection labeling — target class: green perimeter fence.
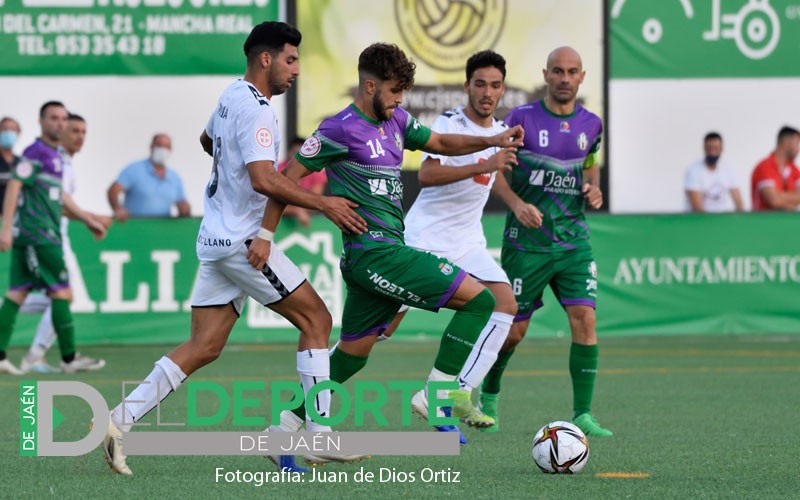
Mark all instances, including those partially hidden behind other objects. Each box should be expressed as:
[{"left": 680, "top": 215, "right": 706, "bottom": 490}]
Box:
[{"left": 2, "top": 213, "right": 798, "bottom": 345}]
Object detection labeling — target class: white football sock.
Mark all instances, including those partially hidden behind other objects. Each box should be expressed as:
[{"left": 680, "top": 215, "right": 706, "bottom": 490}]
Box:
[
  {"left": 270, "top": 410, "right": 304, "bottom": 433},
  {"left": 297, "top": 349, "right": 331, "bottom": 432},
  {"left": 111, "top": 356, "right": 187, "bottom": 432},
  {"left": 27, "top": 306, "right": 57, "bottom": 360},
  {"left": 426, "top": 367, "right": 457, "bottom": 417},
  {"left": 457, "top": 312, "right": 514, "bottom": 391}
]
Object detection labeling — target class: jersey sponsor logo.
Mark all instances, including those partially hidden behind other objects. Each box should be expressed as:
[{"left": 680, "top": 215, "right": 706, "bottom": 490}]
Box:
[
  {"left": 394, "top": 132, "right": 403, "bottom": 151},
  {"left": 439, "top": 262, "right": 454, "bottom": 276},
  {"left": 578, "top": 132, "right": 588, "bottom": 150},
  {"left": 300, "top": 136, "right": 322, "bottom": 157},
  {"left": 368, "top": 177, "right": 404, "bottom": 200},
  {"left": 255, "top": 128, "right": 273, "bottom": 148},
  {"left": 197, "top": 235, "right": 232, "bottom": 247},
  {"left": 560, "top": 121, "right": 570, "bottom": 133},
  {"left": 528, "top": 169, "right": 580, "bottom": 194},
  {"left": 15, "top": 160, "right": 34, "bottom": 179},
  {"left": 473, "top": 157, "right": 490, "bottom": 185}
]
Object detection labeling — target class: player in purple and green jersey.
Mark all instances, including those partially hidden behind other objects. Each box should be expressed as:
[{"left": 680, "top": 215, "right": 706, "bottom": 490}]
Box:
[
  {"left": 0, "top": 101, "right": 107, "bottom": 375},
  {"left": 264, "top": 43, "right": 524, "bottom": 435},
  {"left": 486, "top": 47, "right": 612, "bottom": 437}
]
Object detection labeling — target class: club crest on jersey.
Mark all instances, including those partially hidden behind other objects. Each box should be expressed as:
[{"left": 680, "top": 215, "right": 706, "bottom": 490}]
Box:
[
  {"left": 255, "top": 128, "right": 273, "bottom": 148},
  {"left": 15, "top": 160, "right": 34, "bottom": 179},
  {"left": 578, "top": 132, "right": 588, "bottom": 151},
  {"left": 439, "top": 263, "right": 454, "bottom": 276},
  {"left": 379, "top": 127, "right": 386, "bottom": 139},
  {"left": 394, "top": 132, "right": 403, "bottom": 151},
  {"left": 300, "top": 136, "right": 322, "bottom": 157},
  {"left": 560, "top": 121, "right": 570, "bottom": 133}
]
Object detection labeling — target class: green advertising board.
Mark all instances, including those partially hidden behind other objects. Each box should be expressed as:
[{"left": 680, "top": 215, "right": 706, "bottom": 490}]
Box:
[
  {"left": 0, "top": 0, "right": 279, "bottom": 75},
  {"left": 1, "top": 213, "right": 799, "bottom": 347},
  {"left": 610, "top": 0, "right": 800, "bottom": 78}
]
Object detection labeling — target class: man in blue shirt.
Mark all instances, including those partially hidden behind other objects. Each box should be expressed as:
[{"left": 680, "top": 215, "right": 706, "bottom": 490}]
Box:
[{"left": 107, "top": 133, "right": 191, "bottom": 221}]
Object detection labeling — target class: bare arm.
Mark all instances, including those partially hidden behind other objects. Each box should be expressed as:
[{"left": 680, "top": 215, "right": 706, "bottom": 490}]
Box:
[
  {"left": 176, "top": 200, "right": 191, "bottom": 217},
  {"left": 63, "top": 192, "right": 106, "bottom": 240},
  {"left": 491, "top": 172, "right": 542, "bottom": 228},
  {"left": 200, "top": 130, "right": 213, "bottom": 157},
  {"left": 686, "top": 191, "right": 705, "bottom": 212},
  {"left": 423, "top": 125, "right": 524, "bottom": 157},
  {"left": 107, "top": 181, "right": 130, "bottom": 222},
  {"left": 418, "top": 148, "right": 516, "bottom": 188},
  {"left": 760, "top": 185, "right": 800, "bottom": 210},
  {"left": 730, "top": 188, "right": 745, "bottom": 212},
  {"left": 0, "top": 179, "right": 22, "bottom": 251}
]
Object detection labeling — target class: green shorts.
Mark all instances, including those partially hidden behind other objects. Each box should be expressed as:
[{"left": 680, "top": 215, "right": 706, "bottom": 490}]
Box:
[
  {"left": 500, "top": 246, "right": 597, "bottom": 321},
  {"left": 339, "top": 245, "right": 466, "bottom": 341},
  {"left": 9, "top": 244, "right": 69, "bottom": 292}
]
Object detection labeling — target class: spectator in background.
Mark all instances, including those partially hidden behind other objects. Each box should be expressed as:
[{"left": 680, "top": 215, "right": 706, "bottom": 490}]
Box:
[
  {"left": 684, "top": 132, "right": 744, "bottom": 212},
  {"left": 107, "top": 133, "right": 191, "bottom": 221},
  {"left": 279, "top": 136, "right": 328, "bottom": 227},
  {"left": 0, "top": 117, "right": 22, "bottom": 213},
  {"left": 751, "top": 126, "right": 800, "bottom": 211}
]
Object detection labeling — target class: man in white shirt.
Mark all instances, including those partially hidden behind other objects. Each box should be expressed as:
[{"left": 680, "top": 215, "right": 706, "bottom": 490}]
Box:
[{"left": 684, "top": 132, "right": 744, "bottom": 212}]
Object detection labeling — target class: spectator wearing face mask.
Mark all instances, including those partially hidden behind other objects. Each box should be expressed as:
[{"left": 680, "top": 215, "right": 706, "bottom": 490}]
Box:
[
  {"left": 0, "top": 117, "right": 22, "bottom": 214},
  {"left": 107, "top": 133, "right": 190, "bottom": 221},
  {"left": 684, "top": 131, "right": 744, "bottom": 213}
]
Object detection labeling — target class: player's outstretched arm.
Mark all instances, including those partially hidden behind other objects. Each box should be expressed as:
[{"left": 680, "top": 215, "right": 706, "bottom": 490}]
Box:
[
  {"left": 423, "top": 125, "right": 524, "bottom": 157},
  {"left": 419, "top": 148, "right": 517, "bottom": 187},
  {"left": 491, "top": 172, "right": 542, "bottom": 228}
]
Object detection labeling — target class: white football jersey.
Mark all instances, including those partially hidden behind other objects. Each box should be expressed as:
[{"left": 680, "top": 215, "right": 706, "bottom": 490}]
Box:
[
  {"left": 197, "top": 80, "right": 280, "bottom": 261},
  {"left": 404, "top": 107, "right": 506, "bottom": 253}
]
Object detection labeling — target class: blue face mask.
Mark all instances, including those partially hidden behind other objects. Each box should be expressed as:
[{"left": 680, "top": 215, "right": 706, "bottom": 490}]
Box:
[{"left": 0, "top": 130, "right": 18, "bottom": 150}]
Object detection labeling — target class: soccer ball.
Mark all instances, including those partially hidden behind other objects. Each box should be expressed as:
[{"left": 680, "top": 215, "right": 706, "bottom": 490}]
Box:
[{"left": 531, "top": 421, "right": 590, "bottom": 474}]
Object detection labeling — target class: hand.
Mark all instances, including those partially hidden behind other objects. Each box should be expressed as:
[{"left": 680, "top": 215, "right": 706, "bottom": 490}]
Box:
[
  {"left": 582, "top": 182, "right": 603, "bottom": 209},
  {"left": 0, "top": 227, "right": 12, "bottom": 252},
  {"left": 85, "top": 216, "right": 108, "bottom": 241},
  {"left": 493, "top": 125, "right": 525, "bottom": 148},
  {"left": 320, "top": 197, "right": 367, "bottom": 235},
  {"left": 92, "top": 213, "right": 114, "bottom": 230},
  {"left": 113, "top": 207, "right": 130, "bottom": 223},
  {"left": 247, "top": 237, "right": 271, "bottom": 270},
  {"left": 482, "top": 147, "right": 518, "bottom": 174},
  {"left": 512, "top": 200, "right": 543, "bottom": 229}
]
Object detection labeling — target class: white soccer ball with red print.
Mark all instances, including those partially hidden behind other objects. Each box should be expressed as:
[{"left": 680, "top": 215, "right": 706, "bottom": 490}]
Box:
[{"left": 531, "top": 421, "right": 590, "bottom": 474}]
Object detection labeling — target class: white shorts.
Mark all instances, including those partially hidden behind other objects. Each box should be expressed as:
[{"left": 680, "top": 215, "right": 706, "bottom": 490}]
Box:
[
  {"left": 397, "top": 244, "right": 509, "bottom": 314},
  {"left": 191, "top": 244, "right": 306, "bottom": 314}
]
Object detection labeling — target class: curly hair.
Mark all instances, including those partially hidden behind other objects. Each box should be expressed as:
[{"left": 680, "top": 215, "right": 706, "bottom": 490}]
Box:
[{"left": 358, "top": 43, "right": 416, "bottom": 90}]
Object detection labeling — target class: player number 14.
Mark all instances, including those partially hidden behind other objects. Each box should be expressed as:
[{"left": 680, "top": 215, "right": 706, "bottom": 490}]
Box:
[{"left": 366, "top": 138, "right": 386, "bottom": 159}]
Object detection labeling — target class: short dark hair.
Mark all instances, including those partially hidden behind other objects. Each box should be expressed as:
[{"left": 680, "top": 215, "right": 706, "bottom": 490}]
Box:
[
  {"left": 777, "top": 126, "right": 800, "bottom": 143},
  {"left": 68, "top": 113, "right": 85, "bottom": 123},
  {"left": 466, "top": 50, "right": 506, "bottom": 82},
  {"left": 358, "top": 43, "right": 416, "bottom": 90},
  {"left": 0, "top": 116, "right": 20, "bottom": 130},
  {"left": 244, "top": 21, "right": 301, "bottom": 62},
  {"left": 39, "top": 101, "right": 66, "bottom": 118},
  {"left": 704, "top": 131, "right": 722, "bottom": 143}
]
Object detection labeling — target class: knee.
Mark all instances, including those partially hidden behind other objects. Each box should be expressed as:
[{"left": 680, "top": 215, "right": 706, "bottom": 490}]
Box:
[{"left": 504, "top": 323, "right": 526, "bottom": 349}]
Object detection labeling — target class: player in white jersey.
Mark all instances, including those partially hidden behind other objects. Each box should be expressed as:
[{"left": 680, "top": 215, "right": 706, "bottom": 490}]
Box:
[
  {"left": 19, "top": 113, "right": 109, "bottom": 373},
  {"left": 100, "top": 22, "right": 366, "bottom": 476},
  {"left": 390, "top": 52, "right": 537, "bottom": 437}
]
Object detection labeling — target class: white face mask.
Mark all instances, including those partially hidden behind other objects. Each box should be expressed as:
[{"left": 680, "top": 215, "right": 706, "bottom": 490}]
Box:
[{"left": 151, "top": 146, "right": 171, "bottom": 165}]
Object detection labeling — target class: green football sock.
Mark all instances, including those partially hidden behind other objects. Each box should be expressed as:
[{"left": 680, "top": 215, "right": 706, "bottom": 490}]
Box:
[
  {"left": 481, "top": 347, "right": 516, "bottom": 395},
  {"left": 570, "top": 342, "right": 599, "bottom": 419},
  {"left": 291, "top": 347, "right": 368, "bottom": 421},
  {"left": 433, "top": 288, "right": 495, "bottom": 376},
  {"left": 51, "top": 298, "right": 76, "bottom": 361},
  {"left": 0, "top": 299, "right": 21, "bottom": 358}
]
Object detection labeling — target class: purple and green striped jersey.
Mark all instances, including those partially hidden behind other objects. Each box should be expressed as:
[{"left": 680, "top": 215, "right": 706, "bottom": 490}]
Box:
[
  {"left": 503, "top": 100, "right": 602, "bottom": 253},
  {"left": 12, "top": 139, "right": 65, "bottom": 247},
  {"left": 296, "top": 104, "right": 431, "bottom": 256}
]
